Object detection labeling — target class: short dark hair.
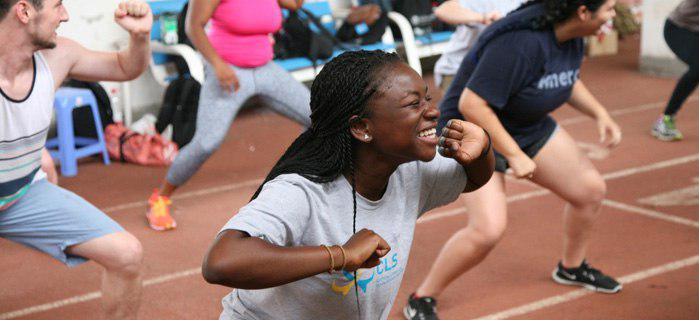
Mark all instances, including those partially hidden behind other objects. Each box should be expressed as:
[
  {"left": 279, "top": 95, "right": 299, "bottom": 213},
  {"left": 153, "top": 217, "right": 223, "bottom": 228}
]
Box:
[{"left": 1, "top": 0, "right": 44, "bottom": 21}]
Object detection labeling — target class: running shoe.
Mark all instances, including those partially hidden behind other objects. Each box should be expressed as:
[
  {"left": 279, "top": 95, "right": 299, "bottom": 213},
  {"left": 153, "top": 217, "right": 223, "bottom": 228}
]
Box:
[
  {"left": 552, "top": 260, "right": 622, "bottom": 293},
  {"left": 146, "top": 190, "right": 177, "bottom": 231},
  {"left": 651, "top": 115, "right": 683, "bottom": 141},
  {"left": 404, "top": 293, "right": 440, "bottom": 320}
]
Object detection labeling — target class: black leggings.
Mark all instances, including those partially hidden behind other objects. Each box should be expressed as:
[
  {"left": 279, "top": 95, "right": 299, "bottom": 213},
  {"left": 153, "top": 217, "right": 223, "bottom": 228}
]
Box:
[{"left": 664, "top": 19, "right": 699, "bottom": 116}]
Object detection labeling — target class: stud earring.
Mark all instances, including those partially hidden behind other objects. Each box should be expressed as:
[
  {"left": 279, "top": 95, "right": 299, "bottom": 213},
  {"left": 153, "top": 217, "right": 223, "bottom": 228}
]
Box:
[{"left": 364, "top": 134, "right": 370, "bottom": 140}]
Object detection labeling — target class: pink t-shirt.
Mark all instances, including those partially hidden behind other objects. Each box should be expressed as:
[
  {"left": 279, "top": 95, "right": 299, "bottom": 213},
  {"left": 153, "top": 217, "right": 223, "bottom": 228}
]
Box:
[{"left": 208, "top": 0, "right": 282, "bottom": 68}]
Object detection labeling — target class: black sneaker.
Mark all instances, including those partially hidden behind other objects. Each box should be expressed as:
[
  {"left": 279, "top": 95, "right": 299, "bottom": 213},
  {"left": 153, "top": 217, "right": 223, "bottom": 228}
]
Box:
[
  {"left": 552, "top": 260, "right": 622, "bottom": 293},
  {"left": 404, "top": 293, "right": 440, "bottom": 320}
]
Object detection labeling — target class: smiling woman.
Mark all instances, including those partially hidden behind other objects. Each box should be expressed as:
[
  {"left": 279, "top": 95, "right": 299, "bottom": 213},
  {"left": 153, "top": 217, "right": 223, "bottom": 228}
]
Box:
[
  {"left": 201, "top": 50, "right": 494, "bottom": 320},
  {"left": 408, "top": 1, "right": 624, "bottom": 318}
]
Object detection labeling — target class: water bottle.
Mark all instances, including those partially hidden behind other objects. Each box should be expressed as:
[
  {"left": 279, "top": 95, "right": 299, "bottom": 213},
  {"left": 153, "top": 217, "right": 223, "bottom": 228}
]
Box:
[{"left": 160, "top": 13, "right": 179, "bottom": 45}]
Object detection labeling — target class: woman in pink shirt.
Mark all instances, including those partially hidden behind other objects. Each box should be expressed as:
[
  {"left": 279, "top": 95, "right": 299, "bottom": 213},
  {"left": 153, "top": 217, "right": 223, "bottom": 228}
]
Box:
[{"left": 146, "top": 0, "right": 311, "bottom": 230}]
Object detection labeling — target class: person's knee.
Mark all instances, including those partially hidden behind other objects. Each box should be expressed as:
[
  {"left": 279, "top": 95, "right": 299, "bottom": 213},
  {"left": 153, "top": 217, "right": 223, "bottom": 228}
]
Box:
[
  {"left": 468, "top": 221, "right": 507, "bottom": 249},
  {"left": 570, "top": 172, "right": 606, "bottom": 209},
  {"left": 101, "top": 233, "right": 143, "bottom": 275}
]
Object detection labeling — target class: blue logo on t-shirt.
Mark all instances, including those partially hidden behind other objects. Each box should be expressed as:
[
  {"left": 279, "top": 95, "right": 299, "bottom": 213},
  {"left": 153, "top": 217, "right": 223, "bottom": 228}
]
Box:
[{"left": 330, "top": 253, "right": 402, "bottom": 296}]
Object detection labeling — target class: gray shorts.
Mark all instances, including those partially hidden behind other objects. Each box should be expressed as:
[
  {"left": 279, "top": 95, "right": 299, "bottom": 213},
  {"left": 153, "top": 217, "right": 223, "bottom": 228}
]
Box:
[{"left": 0, "top": 179, "right": 123, "bottom": 267}]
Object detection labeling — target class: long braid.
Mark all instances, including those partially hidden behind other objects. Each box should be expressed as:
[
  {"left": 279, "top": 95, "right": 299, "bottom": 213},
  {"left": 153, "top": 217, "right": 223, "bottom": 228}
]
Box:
[
  {"left": 348, "top": 155, "right": 360, "bottom": 317},
  {"left": 251, "top": 50, "right": 402, "bottom": 318}
]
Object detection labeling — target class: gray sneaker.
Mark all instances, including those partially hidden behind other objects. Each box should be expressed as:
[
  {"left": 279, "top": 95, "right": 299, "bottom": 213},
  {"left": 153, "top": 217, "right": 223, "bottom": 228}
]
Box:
[{"left": 651, "top": 115, "right": 683, "bottom": 141}]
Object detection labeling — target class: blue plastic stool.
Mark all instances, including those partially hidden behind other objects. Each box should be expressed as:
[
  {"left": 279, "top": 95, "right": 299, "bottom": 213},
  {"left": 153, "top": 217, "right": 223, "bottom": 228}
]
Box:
[{"left": 45, "top": 87, "right": 110, "bottom": 177}]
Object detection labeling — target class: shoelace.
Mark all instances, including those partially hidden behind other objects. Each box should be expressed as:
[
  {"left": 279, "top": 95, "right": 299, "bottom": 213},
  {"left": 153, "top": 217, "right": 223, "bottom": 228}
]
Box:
[{"left": 579, "top": 262, "right": 604, "bottom": 281}]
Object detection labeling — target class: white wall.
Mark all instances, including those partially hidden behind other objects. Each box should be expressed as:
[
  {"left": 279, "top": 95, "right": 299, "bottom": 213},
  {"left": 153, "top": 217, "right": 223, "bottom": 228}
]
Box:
[
  {"left": 58, "top": 0, "right": 166, "bottom": 123},
  {"left": 56, "top": 0, "right": 690, "bottom": 115},
  {"left": 640, "top": 0, "right": 687, "bottom": 77}
]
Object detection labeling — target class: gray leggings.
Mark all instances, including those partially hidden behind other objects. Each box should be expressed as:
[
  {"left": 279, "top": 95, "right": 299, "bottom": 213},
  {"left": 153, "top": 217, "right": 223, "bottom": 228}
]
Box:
[{"left": 166, "top": 61, "right": 311, "bottom": 186}]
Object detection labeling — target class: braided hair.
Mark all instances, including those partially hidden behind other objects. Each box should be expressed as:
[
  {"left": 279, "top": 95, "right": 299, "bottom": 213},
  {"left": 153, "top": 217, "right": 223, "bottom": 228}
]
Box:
[
  {"left": 516, "top": 0, "right": 608, "bottom": 30},
  {"left": 251, "top": 50, "right": 402, "bottom": 316}
]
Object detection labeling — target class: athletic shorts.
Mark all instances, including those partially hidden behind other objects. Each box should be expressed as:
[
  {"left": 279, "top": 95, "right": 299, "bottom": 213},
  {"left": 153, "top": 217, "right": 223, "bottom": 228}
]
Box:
[
  {"left": 494, "top": 124, "right": 559, "bottom": 173},
  {"left": 0, "top": 179, "right": 123, "bottom": 267}
]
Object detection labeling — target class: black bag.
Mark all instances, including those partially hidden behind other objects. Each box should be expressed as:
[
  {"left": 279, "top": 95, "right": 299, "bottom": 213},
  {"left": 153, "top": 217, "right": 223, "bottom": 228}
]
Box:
[
  {"left": 336, "top": 6, "right": 389, "bottom": 45},
  {"left": 392, "top": 0, "right": 435, "bottom": 37},
  {"left": 64, "top": 80, "right": 114, "bottom": 139},
  {"left": 177, "top": 2, "right": 193, "bottom": 48},
  {"left": 155, "top": 76, "right": 200, "bottom": 148},
  {"left": 274, "top": 8, "right": 347, "bottom": 62}
]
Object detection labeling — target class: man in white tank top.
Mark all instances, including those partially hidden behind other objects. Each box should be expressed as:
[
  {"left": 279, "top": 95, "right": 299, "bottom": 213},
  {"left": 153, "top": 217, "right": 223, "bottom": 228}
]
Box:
[{"left": 0, "top": 1, "right": 151, "bottom": 319}]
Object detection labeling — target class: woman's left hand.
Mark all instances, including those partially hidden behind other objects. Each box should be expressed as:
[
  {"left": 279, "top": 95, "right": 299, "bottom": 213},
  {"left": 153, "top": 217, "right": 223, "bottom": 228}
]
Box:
[
  {"left": 438, "top": 119, "right": 489, "bottom": 165},
  {"left": 597, "top": 115, "right": 622, "bottom": 148}
]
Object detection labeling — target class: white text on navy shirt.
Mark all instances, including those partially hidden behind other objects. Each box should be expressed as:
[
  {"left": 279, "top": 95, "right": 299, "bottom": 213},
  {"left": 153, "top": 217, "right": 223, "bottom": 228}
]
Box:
[{"left": 537, "top": 69, "right": 580, "bottom": 90}]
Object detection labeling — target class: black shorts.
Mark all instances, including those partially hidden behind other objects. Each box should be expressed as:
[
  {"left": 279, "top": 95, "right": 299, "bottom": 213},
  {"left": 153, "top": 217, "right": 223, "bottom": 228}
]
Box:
[{"left": 494, "top": 124, "right": 559, "bottom": 173}]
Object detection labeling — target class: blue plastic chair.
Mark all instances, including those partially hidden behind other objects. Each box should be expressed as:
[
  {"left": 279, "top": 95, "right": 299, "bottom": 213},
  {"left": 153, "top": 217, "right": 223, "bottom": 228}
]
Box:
[{"left": 45, "top": 87, "right": 110, "bottom": 177}]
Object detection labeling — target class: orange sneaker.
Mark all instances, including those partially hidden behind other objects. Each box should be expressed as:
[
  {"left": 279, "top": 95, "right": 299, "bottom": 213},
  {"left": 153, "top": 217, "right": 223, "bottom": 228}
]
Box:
[{"left": 146, "top": 190, "right": 177, "bottom": 231}]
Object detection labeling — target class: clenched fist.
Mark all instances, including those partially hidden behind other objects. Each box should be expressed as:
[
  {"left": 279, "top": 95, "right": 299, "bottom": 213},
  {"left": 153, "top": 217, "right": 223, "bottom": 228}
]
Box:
[
  {"left": 438, "top": 119, "right": 490, "bottom": 166},
  {"left": 114, "top": 0, "right": 153, "bottom": 36}
]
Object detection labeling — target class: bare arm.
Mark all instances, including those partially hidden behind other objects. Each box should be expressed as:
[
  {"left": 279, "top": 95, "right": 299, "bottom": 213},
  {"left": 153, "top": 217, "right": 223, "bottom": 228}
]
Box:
[
  {"left": 40, "top": 148, "right": 58, "bottom": 184},
  {"left": 203, "top": 230, "right": 339, "bottom": 289},
  {"left": 458, "top": 88, "right": 536, "bottom": 178},
  {"left": 203, "top": 229, "right": 390, "bottom": 289},
  {"left": 458, "top": 89, "right": 520, "bottom": 159},
  {"left": 185, "top": 0, "right": 225, "bottom": 68},
  {"left": 186, "top": 0, "right": 242, "bottom": 92},
  {"left": 567, "top": 80, "right": 610, "bottom": 120},
  {"left": 568, "top": 81, "right": 622, "bottom": 147},
  {"left": 434, "top": 0, "right": 492, "bottom": 25},
  {"left": 65, "top": 1, "right": 152, "bottom": 82},
  {"left": 462, "top": 128, "right": 494, "bottom": 192}
]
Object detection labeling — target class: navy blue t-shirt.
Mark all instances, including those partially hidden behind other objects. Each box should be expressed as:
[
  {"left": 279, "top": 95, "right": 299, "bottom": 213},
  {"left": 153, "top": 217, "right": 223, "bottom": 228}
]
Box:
[{"left": 439, "top": 27, "right": 584, "bottom": 148}]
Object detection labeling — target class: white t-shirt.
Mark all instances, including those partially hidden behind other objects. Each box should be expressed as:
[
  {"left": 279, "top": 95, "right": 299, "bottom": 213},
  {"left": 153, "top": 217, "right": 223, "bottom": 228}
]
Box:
[
  {"left": 218, "top": 153, "right": 468, "bottom": 320},
  {"left": 434, "top": 0, "right": 526, "bottom": 83}
]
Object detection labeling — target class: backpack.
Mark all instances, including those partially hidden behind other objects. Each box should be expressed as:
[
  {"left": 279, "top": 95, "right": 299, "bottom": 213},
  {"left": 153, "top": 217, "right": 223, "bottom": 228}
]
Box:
[
  {"left": 274, "top": 8, "right": 349, "bottom": 63},
  {"left": 152, "top": 1, "right": 200, "bottom": 149},
  {"left": 63, "top": 79, "right": 114, "bottom": 139},
  {"left": 335, "top": 4, "right": 389, "bottom": 45},
  {"left": 155, "top": 75, "right": 200, "bottom": 148},
  {"left": 177, "top": 2, "right": 193, "bottom": 48},
  {"left": 390, "top": 0, "right": 452, "bottom": 39},
  {"left": 392, "top": 0, "right": 435, "bottom": 37}
]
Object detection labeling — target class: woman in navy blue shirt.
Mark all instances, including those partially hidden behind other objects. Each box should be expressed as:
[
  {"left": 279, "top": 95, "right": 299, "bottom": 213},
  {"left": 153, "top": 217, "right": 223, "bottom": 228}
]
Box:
[{"left": 405, "top": 1, "right": 623, "bottom": 317}]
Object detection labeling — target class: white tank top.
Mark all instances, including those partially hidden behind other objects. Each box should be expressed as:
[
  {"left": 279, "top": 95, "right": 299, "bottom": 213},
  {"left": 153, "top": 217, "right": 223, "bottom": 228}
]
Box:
[{"left": 0, "top": 52, "right": 54, "bottom": 207}]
